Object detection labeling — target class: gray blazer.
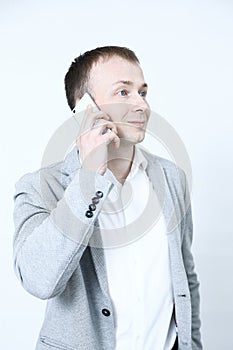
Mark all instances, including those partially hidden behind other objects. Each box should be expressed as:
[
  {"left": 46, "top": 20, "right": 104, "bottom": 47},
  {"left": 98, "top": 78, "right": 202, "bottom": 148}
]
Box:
[{"left": 13, "top": 147, "right": 202, "bottom": 350}]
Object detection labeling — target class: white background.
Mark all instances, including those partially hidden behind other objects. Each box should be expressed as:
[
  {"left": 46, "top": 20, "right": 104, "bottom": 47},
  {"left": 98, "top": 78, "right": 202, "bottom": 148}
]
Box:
[{"left": 1, "top": 0, "right": 233, "bottom": 349}]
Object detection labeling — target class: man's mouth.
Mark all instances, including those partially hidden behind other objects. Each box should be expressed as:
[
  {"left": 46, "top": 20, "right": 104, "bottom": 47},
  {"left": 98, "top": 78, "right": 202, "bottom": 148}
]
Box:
[{"left": 127, "top": 121, "right": 146, "bottom": 128}]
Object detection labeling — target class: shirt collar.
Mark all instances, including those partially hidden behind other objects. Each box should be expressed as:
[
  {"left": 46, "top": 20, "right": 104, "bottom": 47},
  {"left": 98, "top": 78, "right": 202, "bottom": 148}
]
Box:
[
  {"left": 127, "top": 146, "right": 147, "bottom": 180},
  {"left": 104, "top": 146, "right": 148, "bottom": 186},
  {"left": 133, "top": 146, "right": 148, "bottom": 170}
]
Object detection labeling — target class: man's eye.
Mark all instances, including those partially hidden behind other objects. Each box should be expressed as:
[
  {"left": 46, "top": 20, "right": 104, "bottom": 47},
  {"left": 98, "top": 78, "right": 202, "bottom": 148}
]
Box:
[
  {"left": 118, "top": 90, "right": 128, "bottom": 97},
  {"left": 139, "top": 91, "right": 147, "bottom": 97}
]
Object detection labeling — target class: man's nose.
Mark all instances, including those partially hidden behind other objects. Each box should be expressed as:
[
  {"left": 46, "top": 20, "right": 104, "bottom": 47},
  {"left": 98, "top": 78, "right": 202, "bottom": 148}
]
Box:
[{"left": 130, "top": 94, "right": 149, "bottom": 112}]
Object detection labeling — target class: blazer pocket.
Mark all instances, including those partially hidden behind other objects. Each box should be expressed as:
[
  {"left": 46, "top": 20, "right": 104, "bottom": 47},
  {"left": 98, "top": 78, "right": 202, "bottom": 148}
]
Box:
[{"left": 39, "top": 336, "right": 75, "bottom": 350}]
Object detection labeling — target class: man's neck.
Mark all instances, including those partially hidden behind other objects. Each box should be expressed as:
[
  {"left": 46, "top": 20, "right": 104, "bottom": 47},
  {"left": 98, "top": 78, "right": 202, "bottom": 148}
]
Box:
[{"left": 107, "top": 141, "right": 135, "bottom": 184}]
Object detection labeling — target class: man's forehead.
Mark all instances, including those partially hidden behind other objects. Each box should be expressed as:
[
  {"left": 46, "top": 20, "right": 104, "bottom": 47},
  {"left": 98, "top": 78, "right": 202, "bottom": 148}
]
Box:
[{"left": 89, "top": 56, "right": 145, "bottom": 84}]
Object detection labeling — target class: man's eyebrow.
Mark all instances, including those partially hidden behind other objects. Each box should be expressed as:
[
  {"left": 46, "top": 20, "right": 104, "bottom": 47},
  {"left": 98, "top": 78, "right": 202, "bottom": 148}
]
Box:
[{"left": 112, "top": 80, "right": 148, "bottom": 88}]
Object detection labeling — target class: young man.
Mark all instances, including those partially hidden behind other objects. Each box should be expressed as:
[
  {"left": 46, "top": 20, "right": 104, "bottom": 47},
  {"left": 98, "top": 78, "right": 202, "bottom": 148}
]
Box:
[{"left": 13, "top": 46, "right": 202, "bottom": 350}]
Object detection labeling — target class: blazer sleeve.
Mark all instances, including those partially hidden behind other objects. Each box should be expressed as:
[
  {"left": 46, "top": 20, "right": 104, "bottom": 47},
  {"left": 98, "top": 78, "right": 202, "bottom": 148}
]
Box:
[
  {"left": 181, "top": 174, "right": 203, "bottom": 350},
  {"left": 13, "top": 168, "right": 113, "bottom": 300}
]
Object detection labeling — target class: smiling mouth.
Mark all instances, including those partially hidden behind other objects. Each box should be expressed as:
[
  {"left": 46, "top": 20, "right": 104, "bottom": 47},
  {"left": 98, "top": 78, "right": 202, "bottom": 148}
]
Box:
[{"left": 127, "top": 121, "right": 146, "bottom": 127}]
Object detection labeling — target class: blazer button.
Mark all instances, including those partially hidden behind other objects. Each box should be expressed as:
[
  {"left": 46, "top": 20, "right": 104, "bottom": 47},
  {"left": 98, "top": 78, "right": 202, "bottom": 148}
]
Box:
[
  {"left": 85, "top": 210, "right": 93, "bottom": 218},
  {"left": 96, "top": 191, "right": 103, "bottom": 198},
  {"left": 92, "top": 197, "right": 99, "bottom": 205},
  {"left": 102, "top": 308, "right": 111, "bottom": 317},
  {"left": 89, "top": 203, "right": 96, "bottom": 211}
]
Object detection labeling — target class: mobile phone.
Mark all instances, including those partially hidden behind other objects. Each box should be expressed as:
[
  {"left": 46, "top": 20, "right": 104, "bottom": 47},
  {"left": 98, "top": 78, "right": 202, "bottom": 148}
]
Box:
[{"left": 72, "top": 93, "right": 111, "bottom": 134}]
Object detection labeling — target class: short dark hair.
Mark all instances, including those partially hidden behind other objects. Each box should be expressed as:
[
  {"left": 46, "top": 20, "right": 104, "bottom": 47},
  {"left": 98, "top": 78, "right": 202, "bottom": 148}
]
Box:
[{"left": 64, "top": 46, "right": 140, "bottom": 110}]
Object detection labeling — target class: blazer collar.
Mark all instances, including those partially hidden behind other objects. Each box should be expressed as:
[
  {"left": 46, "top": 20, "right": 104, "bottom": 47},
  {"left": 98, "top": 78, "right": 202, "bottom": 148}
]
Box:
[{"left": 61, "top": 146, "right": 81, "bottom": 175}]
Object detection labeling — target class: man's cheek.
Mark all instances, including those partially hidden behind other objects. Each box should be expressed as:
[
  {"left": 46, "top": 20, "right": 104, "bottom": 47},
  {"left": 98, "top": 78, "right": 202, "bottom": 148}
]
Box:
[{"left": 105, "top": 104, "right": 129, "bottom": 120}]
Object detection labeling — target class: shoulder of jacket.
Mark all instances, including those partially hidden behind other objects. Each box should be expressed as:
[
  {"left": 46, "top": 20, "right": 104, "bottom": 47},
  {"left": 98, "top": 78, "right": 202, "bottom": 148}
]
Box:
[
  {"left": 139, "top": 148, "right": 187, "bottom": 195},
  {"left": 140, "top": 147, "right": 184, "bottom": 174},
  {"left": 15, "top": 160, "right": 64, "bottom": 190}
]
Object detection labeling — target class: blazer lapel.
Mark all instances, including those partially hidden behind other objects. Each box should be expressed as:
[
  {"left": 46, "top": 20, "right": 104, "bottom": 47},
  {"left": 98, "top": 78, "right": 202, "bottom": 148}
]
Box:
[{"left": 143, "top": 153, "right": 180, "bottom": 234}]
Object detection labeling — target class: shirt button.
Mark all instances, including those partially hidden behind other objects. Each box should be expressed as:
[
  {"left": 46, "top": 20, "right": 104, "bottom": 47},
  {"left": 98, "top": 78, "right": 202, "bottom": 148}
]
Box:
[
  {"left": 96, "top": 191, "right": 103, "bottom": 198},
  {"left": 102, "top": 308, "right": 111, "bottom": 317},
  {"left": 85, "top": 210, "right": 93, "bottom": 218}
]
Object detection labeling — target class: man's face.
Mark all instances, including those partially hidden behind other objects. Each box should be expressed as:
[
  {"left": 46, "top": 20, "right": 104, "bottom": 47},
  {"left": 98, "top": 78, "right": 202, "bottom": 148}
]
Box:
[{"left": 87, "top": 55, "right": 151, "bottom": 144}]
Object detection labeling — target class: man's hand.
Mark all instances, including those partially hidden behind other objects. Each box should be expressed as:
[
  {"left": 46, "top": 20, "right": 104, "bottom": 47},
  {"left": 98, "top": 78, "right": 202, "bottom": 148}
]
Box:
[{"left": 76, "top": 105, "right": 120, "bottom": 175}]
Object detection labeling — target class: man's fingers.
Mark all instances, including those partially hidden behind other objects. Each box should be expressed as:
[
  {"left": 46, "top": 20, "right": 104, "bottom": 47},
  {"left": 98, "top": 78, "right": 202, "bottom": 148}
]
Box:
[
  {"left": 83, "top": 118, "right": 118, "bottom": 137},
  {"left": 81, "top": 105, "right": 110, "bottom": 132},
  {"left": 102, "top": 130, "right": 120, "bottom": 148}
]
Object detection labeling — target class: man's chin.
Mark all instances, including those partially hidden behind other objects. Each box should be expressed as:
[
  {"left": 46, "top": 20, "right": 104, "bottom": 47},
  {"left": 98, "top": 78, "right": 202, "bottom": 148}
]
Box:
[{"left": 120, "top": 132, "right": 145, "bottom": 145}]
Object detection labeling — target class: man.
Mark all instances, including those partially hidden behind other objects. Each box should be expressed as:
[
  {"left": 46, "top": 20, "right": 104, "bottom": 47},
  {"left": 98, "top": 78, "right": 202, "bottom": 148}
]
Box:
[{"left": 13, "top": 46, "right": 202, "bottom": 349}]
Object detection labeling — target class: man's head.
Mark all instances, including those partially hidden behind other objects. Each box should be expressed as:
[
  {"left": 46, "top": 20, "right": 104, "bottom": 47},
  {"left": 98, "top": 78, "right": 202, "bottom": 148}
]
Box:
[
  {"left": 65, "top": 46, "right": 150, "bottom": 144},
  {"left": 65, "top": 46, "right": 140, "bottom": 110}
]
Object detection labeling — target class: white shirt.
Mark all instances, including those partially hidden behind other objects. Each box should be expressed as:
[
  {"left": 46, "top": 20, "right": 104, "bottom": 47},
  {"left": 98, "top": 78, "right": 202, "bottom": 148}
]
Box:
[{"left": 99, "top": 147, "right": 176, "bottom": 350}]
